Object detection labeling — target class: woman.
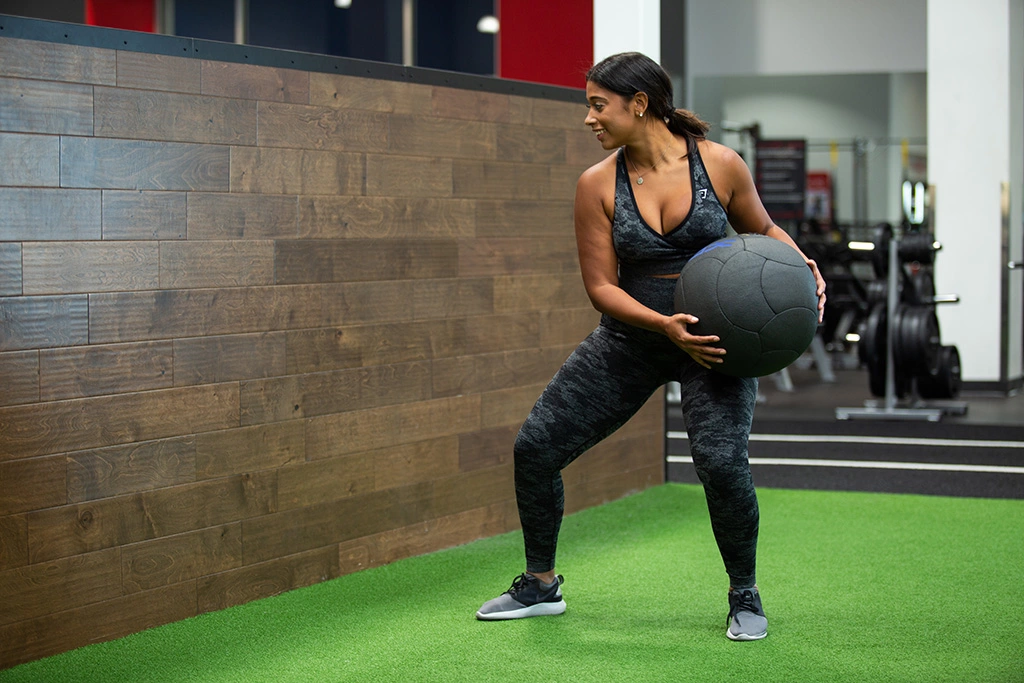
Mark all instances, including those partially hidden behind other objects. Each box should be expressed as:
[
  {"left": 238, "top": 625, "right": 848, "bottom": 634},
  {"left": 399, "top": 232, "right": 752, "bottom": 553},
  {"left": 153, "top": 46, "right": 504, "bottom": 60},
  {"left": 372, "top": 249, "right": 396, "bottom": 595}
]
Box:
[{"left": 476, "top": 52, "right": 826, "bottom": 641}]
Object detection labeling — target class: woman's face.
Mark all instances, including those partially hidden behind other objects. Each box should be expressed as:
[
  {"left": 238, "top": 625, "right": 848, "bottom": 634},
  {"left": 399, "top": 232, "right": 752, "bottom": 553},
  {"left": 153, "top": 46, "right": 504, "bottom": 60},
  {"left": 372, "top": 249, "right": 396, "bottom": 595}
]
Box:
[{"left": 584, "top": 81, "right": 638, "bottom": 150}]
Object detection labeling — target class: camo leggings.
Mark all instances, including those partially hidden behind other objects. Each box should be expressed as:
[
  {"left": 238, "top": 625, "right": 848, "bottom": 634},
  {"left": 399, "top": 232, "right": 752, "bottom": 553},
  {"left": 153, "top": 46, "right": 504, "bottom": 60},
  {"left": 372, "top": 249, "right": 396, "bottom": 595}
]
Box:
[{"left": 514, "top": 318, "right": 760, "bottom": 588}]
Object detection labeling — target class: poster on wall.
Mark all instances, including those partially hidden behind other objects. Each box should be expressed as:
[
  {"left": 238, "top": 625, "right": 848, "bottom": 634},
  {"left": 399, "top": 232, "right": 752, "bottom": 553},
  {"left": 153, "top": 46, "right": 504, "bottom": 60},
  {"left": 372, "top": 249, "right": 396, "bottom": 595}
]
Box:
[
  {"left": 755, "top": 139, "right": 806, "bottom": 221},
  {"left": 805, "top": 171, "right": 833, "bottom": 226}
]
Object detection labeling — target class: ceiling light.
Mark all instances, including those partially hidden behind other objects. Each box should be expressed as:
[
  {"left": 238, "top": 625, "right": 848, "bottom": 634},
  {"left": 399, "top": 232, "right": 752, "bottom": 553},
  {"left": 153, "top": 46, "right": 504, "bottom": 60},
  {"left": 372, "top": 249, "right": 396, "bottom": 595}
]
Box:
[
  {"left": 334, "top": 0, "right": 352, "bottom": 8},
  {"left": 477, "top": 15, "right": 499, "bottom": 33}
]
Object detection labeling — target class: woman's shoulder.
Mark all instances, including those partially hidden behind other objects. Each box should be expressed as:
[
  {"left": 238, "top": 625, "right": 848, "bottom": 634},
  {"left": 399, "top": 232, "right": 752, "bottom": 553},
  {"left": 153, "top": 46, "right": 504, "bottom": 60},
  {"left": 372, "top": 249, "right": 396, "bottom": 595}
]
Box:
[{"left": 696, "top": 139, "right": 745, "bottom": 170}]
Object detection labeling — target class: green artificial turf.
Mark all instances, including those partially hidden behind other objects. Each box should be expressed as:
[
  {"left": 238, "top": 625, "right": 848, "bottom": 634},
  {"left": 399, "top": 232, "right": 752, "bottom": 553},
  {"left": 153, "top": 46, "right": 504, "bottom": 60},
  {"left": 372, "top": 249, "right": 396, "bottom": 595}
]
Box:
[{"left": 3, "top": 484, "right": 1022, "bottom": 682}]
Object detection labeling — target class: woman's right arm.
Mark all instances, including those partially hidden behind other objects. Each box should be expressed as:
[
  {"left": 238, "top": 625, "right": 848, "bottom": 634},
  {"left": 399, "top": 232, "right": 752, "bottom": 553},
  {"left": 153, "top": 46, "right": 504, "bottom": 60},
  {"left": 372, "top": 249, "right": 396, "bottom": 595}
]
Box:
[{"left": 572, "top": 164, "right": 725, "bottom": 368}]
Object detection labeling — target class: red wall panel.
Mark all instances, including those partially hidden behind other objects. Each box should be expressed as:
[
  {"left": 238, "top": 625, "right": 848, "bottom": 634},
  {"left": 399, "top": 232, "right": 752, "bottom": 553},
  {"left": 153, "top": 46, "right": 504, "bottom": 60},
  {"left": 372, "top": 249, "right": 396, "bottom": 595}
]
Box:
[
  {"left": 86, "top": 0, "right": 155, "bottom": 33},
  {"left": 497, "top": 0, "right": 592, "bottom": 89}
]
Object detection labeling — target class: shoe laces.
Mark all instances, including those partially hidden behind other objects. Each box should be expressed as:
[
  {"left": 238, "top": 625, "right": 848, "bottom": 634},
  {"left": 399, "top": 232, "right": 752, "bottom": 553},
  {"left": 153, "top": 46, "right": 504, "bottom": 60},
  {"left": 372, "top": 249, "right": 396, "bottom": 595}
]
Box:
[
  {"left": 729, "top": 589, "right": 759, "bottom": 617},
  {"left": 505, "top": 573, "right": 535, "bottom": 596}
]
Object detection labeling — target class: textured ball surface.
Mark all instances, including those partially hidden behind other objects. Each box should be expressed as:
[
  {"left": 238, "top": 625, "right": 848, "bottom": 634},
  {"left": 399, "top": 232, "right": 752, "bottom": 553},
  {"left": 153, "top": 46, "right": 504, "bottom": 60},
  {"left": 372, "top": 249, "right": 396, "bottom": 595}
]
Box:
[{"left": 674, "top": 234, "right": 818, "bottom": 377}]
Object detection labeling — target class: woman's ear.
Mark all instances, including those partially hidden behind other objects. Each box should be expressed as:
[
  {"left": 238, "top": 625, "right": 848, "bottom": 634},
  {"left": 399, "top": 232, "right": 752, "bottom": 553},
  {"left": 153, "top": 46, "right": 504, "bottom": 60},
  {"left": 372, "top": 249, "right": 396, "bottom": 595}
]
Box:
[{"left": 632, "top": 91, "right": 649, "bottom": 118}]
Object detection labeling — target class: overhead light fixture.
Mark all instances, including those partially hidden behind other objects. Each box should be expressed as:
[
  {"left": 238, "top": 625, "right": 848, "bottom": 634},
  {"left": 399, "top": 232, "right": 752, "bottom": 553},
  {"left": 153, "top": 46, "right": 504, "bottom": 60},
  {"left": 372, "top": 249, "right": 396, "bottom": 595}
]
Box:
[
  {"left": 334, "top": 0, "right": 352, "bottom": 8},
  {"left": 476, "top": 15, "right": 499, "bottom": 33}
]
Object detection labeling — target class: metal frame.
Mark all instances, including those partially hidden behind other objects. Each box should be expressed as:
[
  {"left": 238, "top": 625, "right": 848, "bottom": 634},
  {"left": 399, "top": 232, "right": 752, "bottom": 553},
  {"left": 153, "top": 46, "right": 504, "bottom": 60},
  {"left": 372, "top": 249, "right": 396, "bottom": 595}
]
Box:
[{"left": 0, "top": 12, "right": 584, "bottom": 103}]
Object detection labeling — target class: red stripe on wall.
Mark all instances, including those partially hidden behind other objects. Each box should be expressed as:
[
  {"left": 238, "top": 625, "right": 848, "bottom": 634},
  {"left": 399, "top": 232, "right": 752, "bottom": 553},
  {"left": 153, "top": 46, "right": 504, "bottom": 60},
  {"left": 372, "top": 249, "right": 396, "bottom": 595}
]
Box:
[
  {"left": 85, "top": 0, "right": 155, "bottom": 33},
  {"left": 497, "top": 0, "right": 593, "bottom": 89}
]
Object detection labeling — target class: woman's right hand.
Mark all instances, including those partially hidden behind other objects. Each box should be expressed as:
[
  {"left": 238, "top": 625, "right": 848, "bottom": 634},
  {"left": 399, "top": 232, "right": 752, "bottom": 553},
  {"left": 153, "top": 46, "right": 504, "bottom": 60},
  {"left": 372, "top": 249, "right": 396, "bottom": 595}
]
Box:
[{"left": 662, "top": 313, "right": 726, "bottom": 369}]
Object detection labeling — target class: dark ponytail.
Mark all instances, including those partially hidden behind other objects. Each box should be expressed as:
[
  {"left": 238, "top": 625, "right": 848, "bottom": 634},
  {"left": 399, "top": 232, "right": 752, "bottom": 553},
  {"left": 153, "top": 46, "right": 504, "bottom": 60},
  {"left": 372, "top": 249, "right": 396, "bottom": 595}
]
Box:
[
  {"left": 667, "top": 109, "right": 710, "bottom": 155},
  {"left": 586, "top": 51, "right": 709, "bottom": 154}
]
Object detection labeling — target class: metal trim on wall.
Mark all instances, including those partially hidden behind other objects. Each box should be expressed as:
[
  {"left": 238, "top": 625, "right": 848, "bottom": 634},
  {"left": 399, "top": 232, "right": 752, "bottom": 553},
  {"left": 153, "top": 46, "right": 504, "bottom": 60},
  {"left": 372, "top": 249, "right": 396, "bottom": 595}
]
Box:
[
  {"left": 0, "top": 12, "right": 584, "bottom": 102},
  {"left": 1001, "top": 181, "right": 1012, "bottom": 384}
]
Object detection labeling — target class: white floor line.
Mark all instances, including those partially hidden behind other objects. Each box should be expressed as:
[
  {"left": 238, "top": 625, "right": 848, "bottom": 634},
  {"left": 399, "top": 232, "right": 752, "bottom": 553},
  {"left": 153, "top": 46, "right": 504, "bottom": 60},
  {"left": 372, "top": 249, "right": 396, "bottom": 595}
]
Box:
[
  {"left": 666, "top": 431, "right": 1024, "bottom": 449},
  {"left": 665, "top": 455, "right": 1024, "bottom": 475}
]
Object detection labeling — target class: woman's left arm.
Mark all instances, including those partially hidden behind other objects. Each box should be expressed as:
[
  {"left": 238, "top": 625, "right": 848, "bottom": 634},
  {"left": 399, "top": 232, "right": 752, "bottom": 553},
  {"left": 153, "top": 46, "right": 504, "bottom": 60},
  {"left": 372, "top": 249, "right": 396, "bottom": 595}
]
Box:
[{"left": 713, "top": 143, "right": 827, "bottom": 322}]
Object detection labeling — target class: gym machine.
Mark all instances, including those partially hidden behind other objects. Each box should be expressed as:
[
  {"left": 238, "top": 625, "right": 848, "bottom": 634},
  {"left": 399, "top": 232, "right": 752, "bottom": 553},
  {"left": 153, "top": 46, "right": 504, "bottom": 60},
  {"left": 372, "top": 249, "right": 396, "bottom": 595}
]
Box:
[{"left": 836, "top": 223, "right": 967, "bottom": 421}]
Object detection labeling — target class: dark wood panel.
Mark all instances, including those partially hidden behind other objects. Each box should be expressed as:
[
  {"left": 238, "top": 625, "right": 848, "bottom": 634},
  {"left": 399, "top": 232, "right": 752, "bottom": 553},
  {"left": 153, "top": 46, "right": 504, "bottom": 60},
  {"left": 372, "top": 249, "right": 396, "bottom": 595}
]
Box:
[
  {"left": 517, "top": 96, "right": 584, "bottom": 131},
  {"left": 0, "top": 295, "right": 89, "bottom": 352},
  {"left": 410, "top": 278, "right": 494, "bottom": 320},
  {"left": 194, "top": 421, "right": 304, "bottom": 479},
  {"left": 89, "top": 284, "right": 412, "bottom": 343},
  {"left": 115, "top": 50, "right": 201, "bottom": 93},
  {"left": 94, "top": 86, "right": 257, "bottom": 145},
  {"left": 61, "top": 137, "right": 230, "bottom": 191},
  {"left": 303, "top": 394, "right": 480, "bottom": 460},
  {"left": 372, "top": 436, "right": 459, "bottom": 491},
  {"left": 102, "top": 190, "right": 186, "bottom": 240},
  {"left": 0, "top": 383, "right": 239, "bottom": 461},
  {"left": 240, "top": 482, "right": 431, "bottom": 564},
  {"left": 562, "top": 429, "right": 662, "bottom": 491},
  {"left": 22, "top": 242, "right": 160, "bottom": 295},
  {"left": 0, "top": 351, "right": 38, "bottom": 406},
  {"left": 0, "top": 455, "right": 65, "bottom": 516},
  {"left": 388, "top": 114, "right": 496, "bottom": 160},
  {"left": 479, "top": 383, "right": 546, "bottom": 430},
  {"left": 276, "top": 451, "right": 375, "bottom": 511},
  {"left": 496, "top": 124, "right": 567, "bottom": 164},
  {"left": 431, "top": 464, "right": 515, "bottom": 519},
  {"left": 0, "top": 547, "right": 120, "bottom": 626},
  {"left": 240, "top": 360, "right": 431, "bottom": 425},
  {"left": 0, "top": 188, "right": 101, "bottom": 241},
  {"left": 274, "top": 239, "right": 458, "bottom": 285},
  {"left": 0, "top": 243, "right": 22, "bottom": 297},
  {"left": 493, "top": 273, "right": 590, "bottom": 312},
  {"left": 256, "top": 101, "right": 389, "bottom": 152},
  {"left": 563, "top": 463, "right": 662, "bottom": 518},
  {"left": 0, "top": 514, "right": 29, "bottom": 571},
  {"left": 431, "top": 87, "right": 510, "bottom": 123},
  {"left": 0, "top": 133, "right": 60, "bottom": 186},
  {"left": 200, "top": 61, "right": 309, "bottom": 103},
  {"left": 173, "top": 332, "right": 286, "bottom": 386},
  {"left": 336, "top": 501, "right": 509, "bottom": 574},
  {"left": 0, "top": 36, "right": 116, "bottom": 85},
  {"left": 540, "top": 308, "right": 601, "bottom": 346},
  {"left": 431, "top": 347, "right": 570, "bottom": 399},
  {"left": 0, "top": 76, "right": 92, "bottom": 135},
  {"left": 549, "top": 164, "right": 583, "bottom": 201},
  {"left": 27, "top": 472, "right": 275, "bottom": 562},
  {"left": 0, "top": 582, "right": 196, "bottom": 670},
  {"left": 299, "top": 196, "right": 474, "bottom": 239},
  {"left": 186, "top": 193, "right": 297, "bottom": 239},
  {"left": 457, "top": 237, "right": 579, "bottom": 277},
  {"left": 159, "top": 240, "right": 275, "bottom": 289},
  {"left": 452, "top": 159, "right": 552, "bottom": 200},
  {"left": 284, "top": 312, "right": 538, "bottom": 375},
  {"left": 472, "top": 199, "right": 574, "bottom": 238},
  {"left": 365, "top": 154, "right": 453, "bottom": 197},
  {"left": 197, "top": 545, "right": 338, "bottom": 613},
  {"left": 39, "top": 341, "right": 173, "bottom": 401},
  {"left": 230, "top": 147, "right": 363, "bottom": 195},
  {"left": 122, "top": 523, "right": 243, "bottom": 593},
  {"left": 566, "top": 127, "right": 609, "bottom": 166},
  {"left": 67, "top": 436, "right": 197, "bottom": 503},
  {"left": 458, "top": 425, "right": 516, "bottom": 472},
  {"left": 309, "top": 72, "right": 432, "bottom": 115}
]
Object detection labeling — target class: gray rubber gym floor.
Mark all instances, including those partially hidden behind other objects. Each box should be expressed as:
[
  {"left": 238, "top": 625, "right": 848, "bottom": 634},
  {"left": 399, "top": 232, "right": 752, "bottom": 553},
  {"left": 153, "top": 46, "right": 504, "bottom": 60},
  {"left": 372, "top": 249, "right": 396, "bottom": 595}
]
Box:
[{"left": 666, "top": 366, "right": 1024, "bottom": 499}]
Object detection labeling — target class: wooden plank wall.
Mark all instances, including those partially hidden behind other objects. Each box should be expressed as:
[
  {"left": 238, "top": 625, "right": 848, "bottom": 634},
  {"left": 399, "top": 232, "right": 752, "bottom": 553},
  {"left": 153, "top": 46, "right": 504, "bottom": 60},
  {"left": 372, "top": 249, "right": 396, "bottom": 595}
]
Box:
[{"left": 0, "top": 35, "right": 664, "bottom": 668}]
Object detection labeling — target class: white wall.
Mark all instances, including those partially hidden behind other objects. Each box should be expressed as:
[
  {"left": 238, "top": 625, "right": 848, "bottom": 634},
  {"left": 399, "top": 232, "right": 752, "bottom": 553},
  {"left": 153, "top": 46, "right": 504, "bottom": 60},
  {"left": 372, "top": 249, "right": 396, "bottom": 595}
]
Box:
[
  {"left": 593, "top": 0, "right": 660, "bottom": 63},
  {"left": 928, "top": 0, "right": 1016, "bottom": 381},
  {"left": 687, "top": 0, "right": 927, "bottom": 80}
]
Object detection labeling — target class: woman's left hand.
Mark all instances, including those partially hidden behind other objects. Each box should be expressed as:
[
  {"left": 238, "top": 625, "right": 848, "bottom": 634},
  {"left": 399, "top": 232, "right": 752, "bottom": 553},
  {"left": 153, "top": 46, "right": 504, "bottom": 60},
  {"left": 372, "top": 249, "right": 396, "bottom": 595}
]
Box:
[{"left": 805, "top": 257, "right": 826, "bottom": 323}]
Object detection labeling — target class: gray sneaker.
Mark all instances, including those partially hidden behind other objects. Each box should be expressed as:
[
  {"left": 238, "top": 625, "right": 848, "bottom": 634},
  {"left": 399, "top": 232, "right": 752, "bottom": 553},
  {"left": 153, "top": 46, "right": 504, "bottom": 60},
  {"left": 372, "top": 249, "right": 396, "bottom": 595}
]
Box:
[
  {"left": 727, "top": 587, "right": 768, "bottom": 641},
  {"left": 476, "top": 573, "right": 566, "bottom": 620}
]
